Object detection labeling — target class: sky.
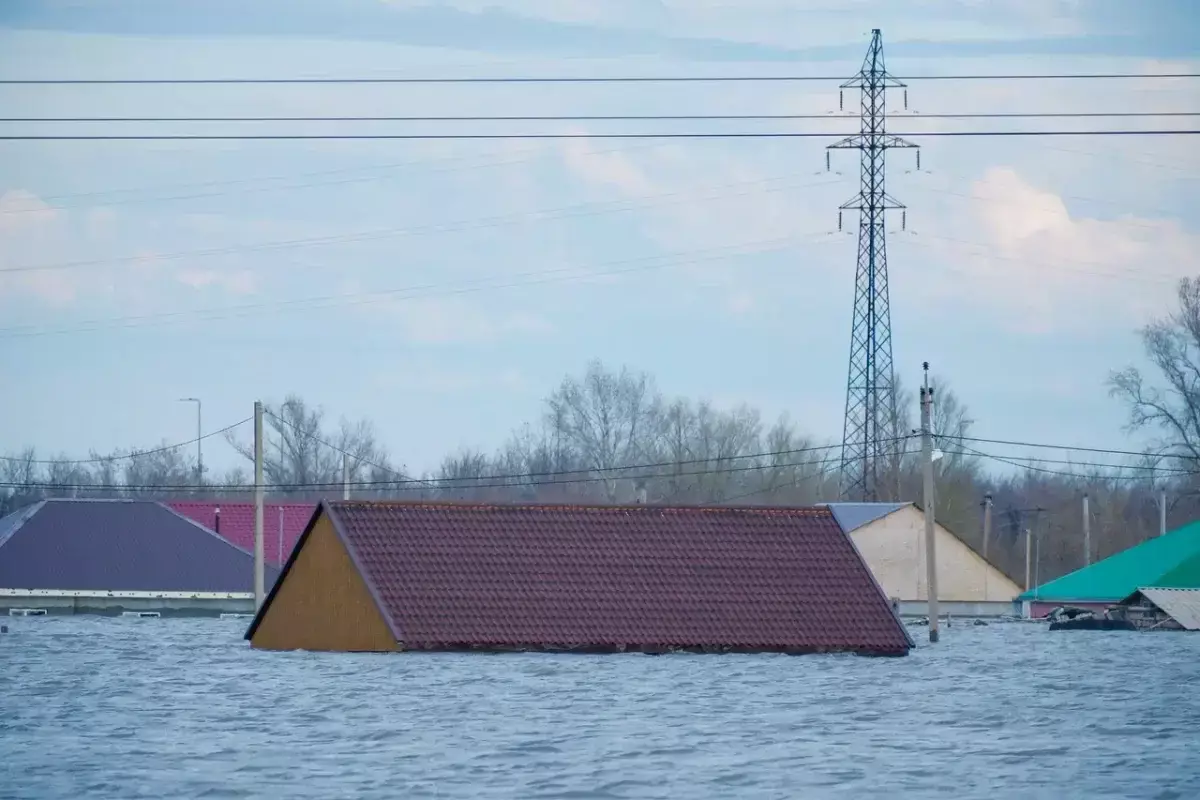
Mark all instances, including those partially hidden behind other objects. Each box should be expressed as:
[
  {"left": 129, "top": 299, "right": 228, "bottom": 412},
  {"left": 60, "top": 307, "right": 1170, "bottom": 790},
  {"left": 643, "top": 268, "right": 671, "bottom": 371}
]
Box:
[{"left": 0, "top": 0, "right": 1198, "bottom": 477}]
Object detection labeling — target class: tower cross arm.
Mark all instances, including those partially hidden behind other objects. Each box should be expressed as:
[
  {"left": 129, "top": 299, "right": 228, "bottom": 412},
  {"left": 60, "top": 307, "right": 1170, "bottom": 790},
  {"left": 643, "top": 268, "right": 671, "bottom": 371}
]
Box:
[{"left": 827, "top": 133, "right": 919, "bottom": 150}]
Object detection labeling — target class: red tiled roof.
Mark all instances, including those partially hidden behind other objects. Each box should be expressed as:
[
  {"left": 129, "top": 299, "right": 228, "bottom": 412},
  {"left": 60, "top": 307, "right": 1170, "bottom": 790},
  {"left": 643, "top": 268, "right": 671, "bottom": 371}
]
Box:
[
  {"left": 167, "top": 501, "right": 316, "bottom": 567},
  {"left": 267, "top": 501, "right": 913, "bottom": 656}
]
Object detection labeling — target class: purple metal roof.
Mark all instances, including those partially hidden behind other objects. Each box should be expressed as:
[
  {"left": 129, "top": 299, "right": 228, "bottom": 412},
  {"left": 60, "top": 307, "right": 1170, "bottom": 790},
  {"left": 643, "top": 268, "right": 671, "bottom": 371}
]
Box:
[{"left": 0, "top": 499, "right": 276, "bottom": 593}]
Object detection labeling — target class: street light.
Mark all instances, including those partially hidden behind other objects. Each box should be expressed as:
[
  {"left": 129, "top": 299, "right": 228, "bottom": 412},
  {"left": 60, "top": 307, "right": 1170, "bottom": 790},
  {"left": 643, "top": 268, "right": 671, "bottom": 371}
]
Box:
[{"left": 178, "top": 397, "right": 202, "bottom": 484}]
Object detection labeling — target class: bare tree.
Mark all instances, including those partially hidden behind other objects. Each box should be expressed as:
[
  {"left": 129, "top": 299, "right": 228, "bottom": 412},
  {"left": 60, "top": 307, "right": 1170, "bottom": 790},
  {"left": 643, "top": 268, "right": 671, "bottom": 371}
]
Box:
[
  {"left": 544, "top": 360, "right": 661, "bottom": 501},
  {"left": 1110, "top": 276, "right": 1200, "bottom": 469},
  {"left": 225, "top": 394, "right": 399, "bottom": 497}
]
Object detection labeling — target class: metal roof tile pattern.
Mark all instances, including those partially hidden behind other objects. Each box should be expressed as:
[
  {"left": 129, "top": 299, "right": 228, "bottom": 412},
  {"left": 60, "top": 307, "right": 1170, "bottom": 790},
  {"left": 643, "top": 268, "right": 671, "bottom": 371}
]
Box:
[
  {"left": 167, "top": 501, "right": 315, "bottom": 566},
  {"left": 0, "top": 499, "right": 275, "bottom": 592},
  {"left": 1018, "top": 519, "right": 1200, "bottom": 601},
  {"left": 1138, "top": 587, "right": 1200, "bottom": 631},
  {"left": 825, "top": 502, "right": 908, "bottom": 533},
  {"left": 325, "top": 501, "right": 912, "bottom": 655}
]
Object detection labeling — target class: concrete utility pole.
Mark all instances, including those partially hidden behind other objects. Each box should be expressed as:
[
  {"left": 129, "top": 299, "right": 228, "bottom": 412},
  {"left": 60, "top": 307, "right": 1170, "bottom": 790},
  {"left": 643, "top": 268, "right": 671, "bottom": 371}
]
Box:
[
  {"left": 253, "top": 401, "right": 265, "bottom": 610},
  {"left": 920, "top": 362, "right": 939, "bottom": 643},
  {"left": 179, "top": 397, "right": 202, "bottom": 484},
  {"left": 277, "top": 505, "right": 284, "bottom": 566},
  {"left": 1159, "top": 489, "right": 1167, "bottom": 536},
  {"left": 342, "top": 452, "right": 350, "bottom": 501},
  {"left": 1024, "top": 528, "right": 1032, "bottom": 592},
  {"left": 982, "top": 493, "right": 992, "bottom": 601},
  {"left": 1083, "top": 493, "right": 1091, "bottom": 566}
]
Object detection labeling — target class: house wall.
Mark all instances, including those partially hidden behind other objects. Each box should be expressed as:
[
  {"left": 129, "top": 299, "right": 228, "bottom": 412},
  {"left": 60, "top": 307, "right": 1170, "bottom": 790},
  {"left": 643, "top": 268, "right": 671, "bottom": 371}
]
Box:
[
  {"left": 850, "top": 505, "right": 1022, "bottom": 602},
  {"left": 250, "top": 512, "right": 398, "bottom": 652}
]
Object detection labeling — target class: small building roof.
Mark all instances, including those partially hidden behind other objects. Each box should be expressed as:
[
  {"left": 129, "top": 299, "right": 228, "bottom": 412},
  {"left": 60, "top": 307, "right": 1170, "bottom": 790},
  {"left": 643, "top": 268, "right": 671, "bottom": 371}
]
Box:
[
  {"left": 0, "top": 498, "right": 275, "bottom": 593},
  {"left": 247, "top": 501, "right": 914, "bottom": 656},
  {"left": 1133, "top": 587, "right": 1200, "bottom": 631},
  {"left": 167, "top": 501, "right": 314, "bottom": 566},
  {"left": 825, "top": 502, "right": 909, "bottom": 533},
  {"left": 1018, "top": 519, "right": 1200, "bottom": 602}
]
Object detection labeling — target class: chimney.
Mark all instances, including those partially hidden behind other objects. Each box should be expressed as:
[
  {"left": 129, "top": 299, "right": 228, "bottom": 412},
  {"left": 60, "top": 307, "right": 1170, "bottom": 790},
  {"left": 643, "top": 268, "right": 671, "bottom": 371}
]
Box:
[{"left": 214, "top": 506, "right": 221, "bottom": 534}]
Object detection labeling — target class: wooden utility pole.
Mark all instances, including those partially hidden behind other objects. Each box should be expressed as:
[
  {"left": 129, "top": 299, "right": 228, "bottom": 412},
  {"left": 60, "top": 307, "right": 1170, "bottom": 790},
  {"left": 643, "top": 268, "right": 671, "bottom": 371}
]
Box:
[
  {"left": 982, "top": 493, "right": 992, "bottom": 600},
  {"left": 253, "top": 400, "right": 265, "bottom": 610},
  {"left": 920, "top": 362, "right": 939, "bottom": 643},
  {"left": 1083, "top": 493, "right": 1091, "bottom": 566}
]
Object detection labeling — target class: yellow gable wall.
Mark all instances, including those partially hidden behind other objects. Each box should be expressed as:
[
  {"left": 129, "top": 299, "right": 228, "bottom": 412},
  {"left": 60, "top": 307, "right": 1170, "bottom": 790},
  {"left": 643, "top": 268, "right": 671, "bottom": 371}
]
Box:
[
  {"left": 850, "top": 505, "right": 1022, "bottom": 602},
  {"left": 250, "top": 511, "right": 398, "bottom": 652}
]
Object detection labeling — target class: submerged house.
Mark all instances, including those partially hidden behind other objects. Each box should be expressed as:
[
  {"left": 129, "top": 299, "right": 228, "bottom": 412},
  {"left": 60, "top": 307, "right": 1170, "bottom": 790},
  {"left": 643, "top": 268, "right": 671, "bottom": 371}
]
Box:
[
  {"left": 0, "top": 498, "right": 276, "bottom": 616},
  {"left": 246, "top": 501, "right": 914, "bottom": 656},
  {"left": 826, "top": 502, "right": 1022, "bottom": 611},
  {"left": 1018, "top": 519, "right": 1200, "bottom": 618},
  {"left": 168, "top": 500, "right": 315, "bottom": 567}
]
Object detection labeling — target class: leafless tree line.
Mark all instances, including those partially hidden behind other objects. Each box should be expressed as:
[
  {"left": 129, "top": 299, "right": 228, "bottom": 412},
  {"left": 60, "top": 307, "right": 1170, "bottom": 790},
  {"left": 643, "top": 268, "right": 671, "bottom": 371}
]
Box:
[{"left": 6, "top": 278, "right": 1200, "bottom": 587}]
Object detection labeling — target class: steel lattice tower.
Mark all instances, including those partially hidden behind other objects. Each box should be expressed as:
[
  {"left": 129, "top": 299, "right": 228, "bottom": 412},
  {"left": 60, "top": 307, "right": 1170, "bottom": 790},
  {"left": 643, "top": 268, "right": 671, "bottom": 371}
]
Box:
[{"left": 829, "top": 29, "right": 919, "bottom": 502}]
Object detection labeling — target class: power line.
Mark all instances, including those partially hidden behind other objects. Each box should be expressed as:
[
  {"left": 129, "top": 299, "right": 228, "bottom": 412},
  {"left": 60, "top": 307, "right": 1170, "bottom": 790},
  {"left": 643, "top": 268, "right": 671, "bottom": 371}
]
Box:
[
  {"left": 2, "top": 130, "right": 1198, "bottom": 141},
  {"left": 5, "top": 111, "right": 1198, "bottom": 123},
  {"left": 938, "top": 434, "right": 1172, "bottom": 460},
  {"left": 0, "top": 172, "right": 840, "bottom": 275},
  {"left": 0, "top": 417, "right": 252, "bottom": 465},
  {"left": 0, "top": 234, "right": 830, "bottom": 339},
  {"left": 1, "top": 449, "right": 881, "bottom": 494},
  {"left": 2, "top": 73, "right": 1197, "bottom": 85}
]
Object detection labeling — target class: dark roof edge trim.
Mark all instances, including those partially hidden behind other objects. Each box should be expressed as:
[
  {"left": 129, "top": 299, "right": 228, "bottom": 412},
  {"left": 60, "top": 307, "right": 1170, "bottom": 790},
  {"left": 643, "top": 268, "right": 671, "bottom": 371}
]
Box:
[
  {"left": 326, "top": 503, "right": 405, "bottom": 643},
  {"left": 244, "top": 502, "right": 325, "bottom": 641}
]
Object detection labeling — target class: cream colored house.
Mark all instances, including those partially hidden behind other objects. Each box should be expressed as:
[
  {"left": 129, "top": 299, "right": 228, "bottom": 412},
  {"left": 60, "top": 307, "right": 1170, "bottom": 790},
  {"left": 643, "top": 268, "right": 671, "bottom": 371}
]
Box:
[{"left": 828, "top": 502, "right": 1021, "bottom": 603}]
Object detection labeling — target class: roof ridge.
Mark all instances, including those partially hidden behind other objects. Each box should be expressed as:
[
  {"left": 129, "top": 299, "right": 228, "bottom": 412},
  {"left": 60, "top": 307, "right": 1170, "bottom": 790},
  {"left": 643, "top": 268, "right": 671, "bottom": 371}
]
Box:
[{"left": 329, "top": 499, "right": 832, "bottom": 514}]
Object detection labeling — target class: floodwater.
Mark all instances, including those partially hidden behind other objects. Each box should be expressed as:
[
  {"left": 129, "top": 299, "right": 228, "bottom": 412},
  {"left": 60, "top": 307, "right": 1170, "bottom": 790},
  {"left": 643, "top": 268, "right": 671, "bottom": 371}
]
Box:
[{"left": 1, "top": 618, "right": 1198, "bottom": 799}]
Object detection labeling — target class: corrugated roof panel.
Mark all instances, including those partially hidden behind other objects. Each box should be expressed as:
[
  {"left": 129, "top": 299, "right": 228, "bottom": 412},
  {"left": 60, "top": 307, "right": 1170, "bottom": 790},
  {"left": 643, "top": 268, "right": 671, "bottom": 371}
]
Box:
[
  {"left": 1018, "top": 520, "right": 1200, "bottom": 602},
  {"left": 316, "top": 501, "right": 912, "bottom": 655},
  {"left": 0, "top": 499, "right": 276, "bottom": 593},
  {"left": 1139, "top": 587, "right": 1200, "bottom": 631},
  {"left": 826, "top": 502, "right": 908, "bottom": 533}
]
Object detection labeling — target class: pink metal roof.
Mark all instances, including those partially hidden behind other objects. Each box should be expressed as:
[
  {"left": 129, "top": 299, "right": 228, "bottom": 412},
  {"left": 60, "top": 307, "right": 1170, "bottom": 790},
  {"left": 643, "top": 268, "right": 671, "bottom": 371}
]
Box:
[
  {"left": 251, "top": 501, "right": 913, "bottom": 656},
  {"left": 167, "top": 501, "right": 315, "bottom": 567}
]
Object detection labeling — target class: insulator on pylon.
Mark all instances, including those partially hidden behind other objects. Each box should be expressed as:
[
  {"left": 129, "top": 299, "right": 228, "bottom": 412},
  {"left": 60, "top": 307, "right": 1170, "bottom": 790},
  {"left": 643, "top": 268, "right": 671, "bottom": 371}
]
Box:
[
  {"left": 901, "top": 211, "right": 907, "bottom": 231},
  {"left": 838, "top": 211, "right": 843, "bottom": 231},
  {"left": 916, "top": 150, "right": 921, "bottom": 170},
  {"left": 826, "top": 151, "right": 831, "bottom": 171},
  {"left": 904, "top": 89, "right": 909, "bottom": 109},
  {"left": 839, "top": 90, "right": 844, "bottom": 111}
]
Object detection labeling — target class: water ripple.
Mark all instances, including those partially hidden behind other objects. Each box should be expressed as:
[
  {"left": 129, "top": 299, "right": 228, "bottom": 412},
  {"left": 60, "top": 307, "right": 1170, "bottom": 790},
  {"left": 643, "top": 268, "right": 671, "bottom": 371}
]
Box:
[{"left": 1, "top": 619, "right": 1198, "bottom": 799}]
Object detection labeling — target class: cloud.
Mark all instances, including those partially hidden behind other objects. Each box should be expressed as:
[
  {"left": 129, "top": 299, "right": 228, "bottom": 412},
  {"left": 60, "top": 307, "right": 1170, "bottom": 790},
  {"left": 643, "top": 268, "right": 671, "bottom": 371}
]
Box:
[
  {"left": 908, "top": 167, "right": 1199, "bottom": 333},
  {"left": 370, "top": 296, "right": 553, "bottom": 344}
]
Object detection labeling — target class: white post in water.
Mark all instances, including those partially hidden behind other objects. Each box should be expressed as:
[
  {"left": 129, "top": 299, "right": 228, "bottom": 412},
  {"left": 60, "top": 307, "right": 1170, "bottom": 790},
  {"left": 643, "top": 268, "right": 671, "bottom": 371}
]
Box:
[
  {"left": 1024, "top": 528, "right": 1032, "bottom": 592},
  {"left": 920, "top": 362, "right": 939, "bottom": 643},
  {"left": 277, "top": 505, "right": 284, "bottom": 566},
  {"left": 1083, "top": 493, "right": 1091, "bottom": 565},
  {"left": 253, "top": 400, "right": 265, "bottom": 610},
  {"left": 982, "top": 493, "right": 992, "bottom": 601}
]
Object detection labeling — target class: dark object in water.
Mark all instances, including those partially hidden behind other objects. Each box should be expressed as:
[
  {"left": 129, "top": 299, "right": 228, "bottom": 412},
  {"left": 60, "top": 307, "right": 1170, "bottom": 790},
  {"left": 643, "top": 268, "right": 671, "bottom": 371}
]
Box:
[
  {"left": 1049, "top": 617, "right": 1136, "bottom": 632},
  {"left": 973, "top": 619, "right": 988, "bottom": 626}
]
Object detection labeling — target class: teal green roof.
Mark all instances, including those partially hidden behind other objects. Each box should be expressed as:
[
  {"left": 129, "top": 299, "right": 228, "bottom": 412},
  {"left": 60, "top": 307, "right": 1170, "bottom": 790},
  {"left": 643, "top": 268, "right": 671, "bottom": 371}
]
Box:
[
  {"left": 1155, "top": 550, "right": 1200, "bottom": 589},
  {"left": 1018, "top": 520, "right": 1200, "bottom": 601}
]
